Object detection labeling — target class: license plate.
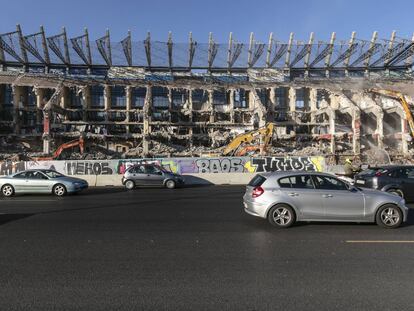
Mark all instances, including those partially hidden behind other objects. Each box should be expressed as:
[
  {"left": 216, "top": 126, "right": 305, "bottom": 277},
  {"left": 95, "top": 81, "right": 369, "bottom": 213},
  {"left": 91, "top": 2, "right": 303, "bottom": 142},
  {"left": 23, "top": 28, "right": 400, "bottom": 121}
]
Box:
[{"left": 356, "top": 180, "right": 365, "bottom": 185}]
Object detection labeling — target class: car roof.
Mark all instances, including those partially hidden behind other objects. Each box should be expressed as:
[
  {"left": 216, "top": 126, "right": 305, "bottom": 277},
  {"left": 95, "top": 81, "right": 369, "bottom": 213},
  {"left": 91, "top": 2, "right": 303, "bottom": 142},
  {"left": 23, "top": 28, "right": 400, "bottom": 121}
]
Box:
[
  {"left": 257, "top": 171, "right": 335, "bottom": 178},
  {"left": 365, "top": 165, "right": 414, "bottom": 170},
  {"left": 18, "top": 169, "right": 55, "bottom": 172}
]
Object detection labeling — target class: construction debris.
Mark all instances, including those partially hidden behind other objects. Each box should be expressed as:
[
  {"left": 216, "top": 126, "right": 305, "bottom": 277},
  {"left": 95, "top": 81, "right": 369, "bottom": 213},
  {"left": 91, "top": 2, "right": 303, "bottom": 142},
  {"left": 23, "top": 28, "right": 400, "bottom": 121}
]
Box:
[{"left": 1, "top": 28, "right": 414, "bottom": 164}]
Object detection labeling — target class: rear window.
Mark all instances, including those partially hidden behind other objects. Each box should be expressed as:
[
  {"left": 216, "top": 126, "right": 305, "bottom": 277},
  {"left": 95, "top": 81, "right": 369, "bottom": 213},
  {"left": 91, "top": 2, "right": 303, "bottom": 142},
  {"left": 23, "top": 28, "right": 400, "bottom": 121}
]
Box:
[
  {"left": 248, "top": 175, "right": 267, "bottom": 187},
  {"left": 278, "top": 175, "right": 314, "bottom": 189}
]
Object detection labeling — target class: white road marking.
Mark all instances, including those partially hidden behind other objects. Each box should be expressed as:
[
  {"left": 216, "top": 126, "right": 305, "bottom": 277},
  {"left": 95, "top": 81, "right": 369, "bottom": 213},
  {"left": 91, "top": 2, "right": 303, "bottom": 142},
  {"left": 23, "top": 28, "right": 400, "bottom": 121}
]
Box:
[{"left": 346, "top": 240, "right": 414, "bottom": 243}]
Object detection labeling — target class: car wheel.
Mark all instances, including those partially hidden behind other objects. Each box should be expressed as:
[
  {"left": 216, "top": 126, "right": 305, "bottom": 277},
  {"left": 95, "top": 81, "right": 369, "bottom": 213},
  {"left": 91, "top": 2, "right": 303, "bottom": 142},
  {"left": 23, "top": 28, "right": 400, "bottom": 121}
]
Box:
[
  {"left": 268, "top": 204, "right": 295, "bottom": 228},
  {"left": 125, "top": 180, "right": 135, "bottom": 190},
  {"left": 53, "top": 184, "right": 67, "bottom": 197},
  {"left": 387, "top": 189, "right": 404, "bottom": 198},
  {"left": 1, "top": 184, "right": 14, "bottom": 197},
  {"left": 376, "top": 204, "right": 403, "bottom": 229},
  {"left": 165, "top": 180, "right": 176, "bottom": 189}
]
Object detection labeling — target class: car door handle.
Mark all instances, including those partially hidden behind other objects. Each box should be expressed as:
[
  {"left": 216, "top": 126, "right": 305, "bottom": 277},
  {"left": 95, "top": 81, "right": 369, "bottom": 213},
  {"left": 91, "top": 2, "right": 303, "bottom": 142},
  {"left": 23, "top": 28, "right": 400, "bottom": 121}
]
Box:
[
  {"left": 322, "top": 194, "right": 333, "bottom": 198},
  {"left": 288, "top": 192, "right": 299, "bottom": 197}
]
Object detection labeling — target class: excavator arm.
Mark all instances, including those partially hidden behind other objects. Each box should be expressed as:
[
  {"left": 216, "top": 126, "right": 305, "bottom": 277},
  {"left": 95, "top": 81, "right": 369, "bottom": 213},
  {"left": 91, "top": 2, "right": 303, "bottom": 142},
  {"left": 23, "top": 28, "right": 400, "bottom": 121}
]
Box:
[
  {"left": 222, "top": 123, "right": 274, "bottom": 156},
  {"left": 369, "top": 89, "right": 414, "bottom": 138},
  {"left": 34, "top": 137, "right": 85, "bottom": 161}
]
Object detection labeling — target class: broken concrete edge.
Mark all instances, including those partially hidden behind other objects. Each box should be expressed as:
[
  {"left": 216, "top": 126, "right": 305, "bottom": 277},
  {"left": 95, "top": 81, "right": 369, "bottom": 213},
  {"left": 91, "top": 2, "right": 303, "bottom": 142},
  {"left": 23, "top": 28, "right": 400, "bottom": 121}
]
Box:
[{"left": 1, "top": 72, "right": 413, "bottom": 162}]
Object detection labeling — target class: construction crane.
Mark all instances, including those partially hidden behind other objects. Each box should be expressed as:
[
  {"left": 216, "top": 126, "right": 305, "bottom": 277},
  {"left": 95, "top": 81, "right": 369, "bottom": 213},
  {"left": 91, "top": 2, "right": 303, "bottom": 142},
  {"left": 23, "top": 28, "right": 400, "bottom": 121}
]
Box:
[
  {"left": 34, "top": 136, "right": 85, "bottom": 161},
  {"left": 222, "top": 123, "right": 274, "bottom": 156},
  {"left": 369, "top": 89, "right": 414, "bottom": 137}
]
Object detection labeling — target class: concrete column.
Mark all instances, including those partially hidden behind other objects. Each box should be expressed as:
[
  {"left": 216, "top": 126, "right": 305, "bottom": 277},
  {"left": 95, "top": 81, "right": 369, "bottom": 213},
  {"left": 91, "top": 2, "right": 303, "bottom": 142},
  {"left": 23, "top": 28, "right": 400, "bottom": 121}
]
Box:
[
  {"left": 328, "top": 94, "right": 340, "bottom": 154},
  {"left": 376, "top": 110, "right": 384, "bottom": 149},
  {"left": 168, "top": 88, "right": 172, "bottom": 123},
  {"left": 61, "top": 87, "right": 70, "bottom": 121},
  {"left": 0, "top": 85, "right": 4, "bottom": 107},
  {"left": 81, "top": 86, "right": 90, "bottom": 123},
  {"left": 188, "top": 89, "right": 193, "bottom": 148},
  {"left": 34, "top": 87, "right": 45, "bottom": 132},
  {"left": 61, "top": 87, "right": 69, "bottom": 109},
  {"left": 352, "top": 108, "right": 361, "bottom": 154},
  {"left": 208, "top": 90, "right": 214, "bottom": 123},
  {"left": 329, "top": 108, "right": 336, "bottom": 154},
  {"left": 12, "top": 85, "right": 24, "bottom": 134},
  {"left": 228, "top": 89, "right": 235, "bottom": 123},
  {"left": 268, "top": 88, "right": 276, "bottom": 122},
  {"left": 401, "top": 117, "right": 409, "bottom": 155},
  {"left": 309, "top": 88, "right": 317, "bottom": 123},
  {"left": 104, "top": 85, "right": 111, "bottom": 122},
  {"left": 33, "top": 87, "right": 52, "bottom": 154},
  {"left": 288, "top": 87, "right": 296, "bottom": 121},
  {"left": 143, "top": 85, "right": 152, "bottom": 155},
  {"left": 188, "top": 89, "right": 193, "bottom": 123},
  {"left": 125, "top": 86, "right": 132, "bottom": 134}
]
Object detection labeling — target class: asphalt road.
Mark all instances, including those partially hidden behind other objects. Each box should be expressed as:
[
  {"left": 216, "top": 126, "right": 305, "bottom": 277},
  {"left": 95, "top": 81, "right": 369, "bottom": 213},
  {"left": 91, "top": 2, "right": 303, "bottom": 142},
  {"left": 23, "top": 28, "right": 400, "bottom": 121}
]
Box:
[{"left": 1, "top": 185, "right": 414, "bottom": 311}]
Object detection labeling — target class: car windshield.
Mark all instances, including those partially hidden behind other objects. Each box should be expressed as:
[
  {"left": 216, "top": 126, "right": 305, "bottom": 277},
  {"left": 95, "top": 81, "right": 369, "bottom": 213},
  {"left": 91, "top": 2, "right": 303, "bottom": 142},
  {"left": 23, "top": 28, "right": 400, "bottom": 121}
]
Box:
[{"left": 43, "top": 170, "right": 65, "bottom": 178}]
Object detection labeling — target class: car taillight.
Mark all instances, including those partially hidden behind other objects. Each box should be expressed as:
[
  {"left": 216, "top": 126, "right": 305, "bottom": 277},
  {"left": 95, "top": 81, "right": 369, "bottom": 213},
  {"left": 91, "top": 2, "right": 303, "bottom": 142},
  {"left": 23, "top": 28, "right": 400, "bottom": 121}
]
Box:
[{"left": 252, "top": 186, "right": 264, "bottom": 198}]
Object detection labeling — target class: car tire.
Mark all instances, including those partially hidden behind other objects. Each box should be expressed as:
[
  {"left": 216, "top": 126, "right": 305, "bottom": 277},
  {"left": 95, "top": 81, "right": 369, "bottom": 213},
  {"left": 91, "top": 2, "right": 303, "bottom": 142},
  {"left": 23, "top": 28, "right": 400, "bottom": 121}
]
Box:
[
  {"left": 267, "top": 204, "right": 295, "bottom": 228},
  {"left": 1, "top": 184, "right": 15, "bottom": 197},
  {"left": 53, "top": 184, "right": 67, "bottom": 197},
  {"left": 125, "top": 180, "right": 135, "bottom": 190},
  {"left": 376, "top": 204, "right": 403, "bottom": 229},
  {"left": 387, "top": 189, "right": 404, "bottom": 198},
  {"left": 165, "top": 180, "right": 176, "bottom": 189}
]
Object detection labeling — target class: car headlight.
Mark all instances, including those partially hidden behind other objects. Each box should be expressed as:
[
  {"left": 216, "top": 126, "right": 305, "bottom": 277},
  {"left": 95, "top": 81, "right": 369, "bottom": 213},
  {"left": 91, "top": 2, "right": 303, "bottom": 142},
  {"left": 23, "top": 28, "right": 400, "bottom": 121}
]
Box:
[{"left": 74, "top": 182, "right": 81, "bottom": 186}]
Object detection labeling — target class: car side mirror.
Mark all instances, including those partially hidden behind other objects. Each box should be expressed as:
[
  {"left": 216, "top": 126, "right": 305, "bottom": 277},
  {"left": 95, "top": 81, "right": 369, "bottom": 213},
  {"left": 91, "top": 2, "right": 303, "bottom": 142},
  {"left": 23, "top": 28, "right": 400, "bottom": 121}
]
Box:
[{"left": 348, "top": 185, "right": 358, "bottom": 192}]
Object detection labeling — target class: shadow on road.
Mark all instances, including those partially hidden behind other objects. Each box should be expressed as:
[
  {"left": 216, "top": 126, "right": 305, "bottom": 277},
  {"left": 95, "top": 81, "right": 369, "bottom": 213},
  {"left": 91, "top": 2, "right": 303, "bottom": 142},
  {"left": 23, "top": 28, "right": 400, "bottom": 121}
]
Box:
[{"left": 0, "top": 213, "right": 34, "bottom": 226}]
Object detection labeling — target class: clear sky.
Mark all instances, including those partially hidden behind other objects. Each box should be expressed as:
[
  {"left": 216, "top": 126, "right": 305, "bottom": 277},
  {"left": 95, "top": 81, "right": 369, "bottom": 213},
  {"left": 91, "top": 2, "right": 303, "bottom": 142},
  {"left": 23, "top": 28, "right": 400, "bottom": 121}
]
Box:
[{"left": 0, "top": 0, "right": 413, "bottom": 43}]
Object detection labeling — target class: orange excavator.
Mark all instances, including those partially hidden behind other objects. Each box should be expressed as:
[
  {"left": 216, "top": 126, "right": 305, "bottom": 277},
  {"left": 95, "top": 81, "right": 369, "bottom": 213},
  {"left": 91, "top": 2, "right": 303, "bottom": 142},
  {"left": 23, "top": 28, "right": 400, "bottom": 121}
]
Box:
[
  {"left": 369, "top": 89, "right": 414, "bottom": 138},
  {"left": 34, "top": 136, "right": 85, "bottom": 161},
  {"left": 222, "top": 123, "right": 274, "bottom": 156}
]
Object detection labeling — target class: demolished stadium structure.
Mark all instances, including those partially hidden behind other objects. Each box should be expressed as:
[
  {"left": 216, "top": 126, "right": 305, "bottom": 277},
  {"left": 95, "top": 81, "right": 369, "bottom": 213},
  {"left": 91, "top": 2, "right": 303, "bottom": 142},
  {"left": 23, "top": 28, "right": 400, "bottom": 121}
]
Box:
[{"left": 1, "top": 26, "right": 414, "bottom": 164}]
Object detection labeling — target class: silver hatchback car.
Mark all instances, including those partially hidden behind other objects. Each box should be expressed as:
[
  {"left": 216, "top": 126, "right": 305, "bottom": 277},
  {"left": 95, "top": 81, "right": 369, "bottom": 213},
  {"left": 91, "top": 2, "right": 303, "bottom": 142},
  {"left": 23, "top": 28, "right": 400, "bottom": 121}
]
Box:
[
  {"left": 244, "top": 171, "right": 408, "bottom": 229},
  {"left": 122, "top": 164, "right": 185, "bottom": 190}
]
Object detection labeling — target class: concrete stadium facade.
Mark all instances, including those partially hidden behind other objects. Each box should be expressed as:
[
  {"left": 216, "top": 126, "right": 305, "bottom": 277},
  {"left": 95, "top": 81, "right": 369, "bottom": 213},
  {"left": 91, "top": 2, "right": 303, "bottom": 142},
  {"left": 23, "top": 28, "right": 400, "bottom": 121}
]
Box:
[{"left": 1, "top": 26, "right": 414, "bottom": 163}]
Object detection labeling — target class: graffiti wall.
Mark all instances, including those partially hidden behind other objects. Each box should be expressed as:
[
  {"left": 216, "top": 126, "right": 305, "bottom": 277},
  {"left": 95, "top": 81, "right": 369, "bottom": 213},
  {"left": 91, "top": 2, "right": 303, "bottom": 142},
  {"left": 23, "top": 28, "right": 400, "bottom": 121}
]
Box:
[{"left": 0, "top": 156, "right": 325, "bottom": 176}]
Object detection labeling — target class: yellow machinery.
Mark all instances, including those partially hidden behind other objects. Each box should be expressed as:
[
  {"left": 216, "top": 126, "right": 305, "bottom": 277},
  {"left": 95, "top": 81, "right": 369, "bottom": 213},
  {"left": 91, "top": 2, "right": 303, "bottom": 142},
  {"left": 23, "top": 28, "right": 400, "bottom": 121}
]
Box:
[
  {"left": 369, "top": 89, "right": 414, "bottom": 137},
  {"left": 222, "top": 123, "right": 274, "bottom": 156}
]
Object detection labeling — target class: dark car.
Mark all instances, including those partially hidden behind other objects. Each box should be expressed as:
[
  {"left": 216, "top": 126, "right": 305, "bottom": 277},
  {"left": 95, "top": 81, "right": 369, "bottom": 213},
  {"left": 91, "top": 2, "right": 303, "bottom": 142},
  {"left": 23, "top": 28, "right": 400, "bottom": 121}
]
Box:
[
  {"left": 121, "top": 164, "right": 185, "bottom": 190},
  {"left": 354, "top": 165, "right": 414, "bottom": 201}
]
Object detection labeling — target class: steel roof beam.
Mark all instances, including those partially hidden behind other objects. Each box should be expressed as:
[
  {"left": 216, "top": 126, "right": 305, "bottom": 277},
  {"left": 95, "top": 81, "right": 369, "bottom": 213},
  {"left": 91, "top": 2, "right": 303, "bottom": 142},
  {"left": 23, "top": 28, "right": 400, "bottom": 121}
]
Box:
[
  {"left": 167, "top": 31, "right": 173, "bottom": 70},
  {"left": 17, "top": 24, "right": 28, "bottom": 68},
  {"left": 208, "top": 32, "right": 218, "bottom": 72},
  {"left": 330, "top": 32, "right": 357, "bottom": 68},
  {"left": 284, "top": 33, "right": 294, "bottom": 69},
  {"left": 248, "top": 32, "right": 265, "bottom": 68},
  {"left": 70, "top": 28, "right": 92, "bottom": 66},
  {"left": 188, "top": 32, "right": 196, "bottom": 70},
  {"left": 121, "top": 30, "right": 132, "bottom": 66},
  {"left": 349, "top": 32, "right": 380, "bottom": 67},
  {"left": 0, "top": 30, "right": 24, "bottom": 63},
  {"left": 96, "top": 29, "right": 112, "bottom": 67},
  {"left": 144, "top": 32, "right": 151, "bottom": 68}
]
